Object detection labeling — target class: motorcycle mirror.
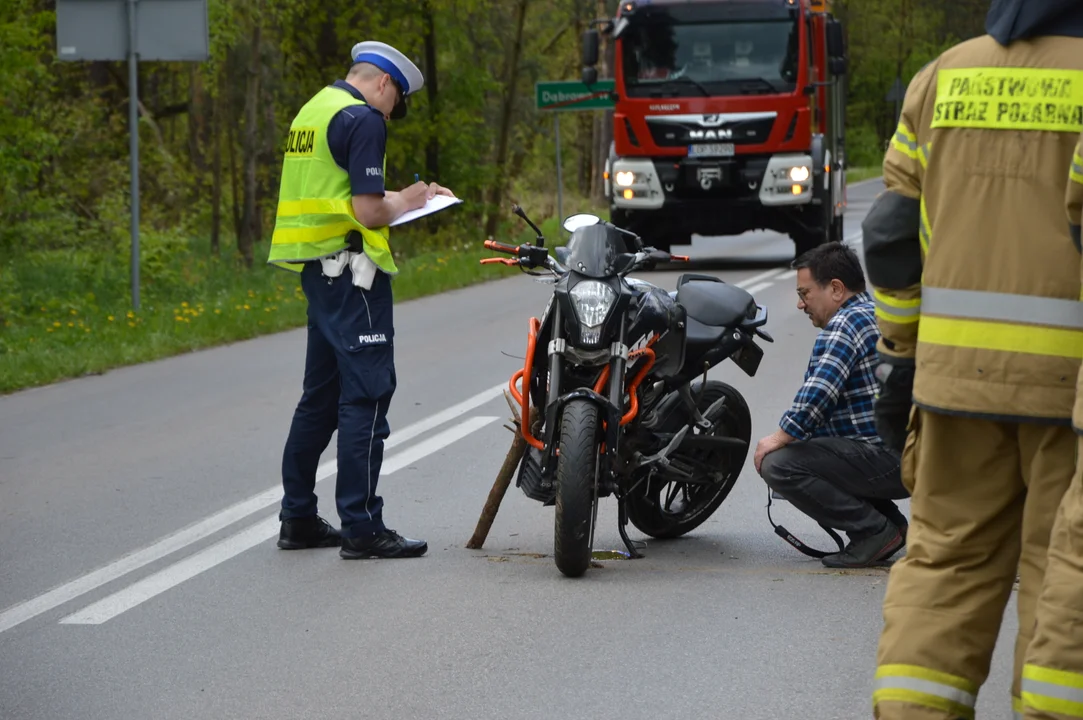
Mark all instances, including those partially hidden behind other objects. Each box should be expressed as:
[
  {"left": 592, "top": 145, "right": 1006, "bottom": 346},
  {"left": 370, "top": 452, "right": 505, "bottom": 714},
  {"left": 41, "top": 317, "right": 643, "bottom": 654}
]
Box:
[
  {"left": 562, "top": 213, "right": 602, "bottom": 233},
  {"left": 513, "top": 204, "right": 546, "bottom": 247}
]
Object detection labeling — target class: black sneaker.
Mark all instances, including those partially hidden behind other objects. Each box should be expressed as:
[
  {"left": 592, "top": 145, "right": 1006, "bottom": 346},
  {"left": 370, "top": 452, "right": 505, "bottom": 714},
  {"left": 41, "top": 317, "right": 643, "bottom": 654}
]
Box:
[
  {"left": 277, "top": 515, "right": 342, "bottom": 549},
  {"left": 821, "top": 521, "right": 904, "bottom": 569},
  {"left": 340, "top": 529, "right": 428, "bottom": 559},
  {"left": 870, "top": 500, "right": 909, "bottom": 545}
]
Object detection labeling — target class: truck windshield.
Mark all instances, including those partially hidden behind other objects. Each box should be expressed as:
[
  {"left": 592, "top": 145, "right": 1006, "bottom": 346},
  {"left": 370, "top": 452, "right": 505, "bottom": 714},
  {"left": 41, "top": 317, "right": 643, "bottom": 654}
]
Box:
[{"left": 620, "top": 9, "right": 800, "bottom": 98}]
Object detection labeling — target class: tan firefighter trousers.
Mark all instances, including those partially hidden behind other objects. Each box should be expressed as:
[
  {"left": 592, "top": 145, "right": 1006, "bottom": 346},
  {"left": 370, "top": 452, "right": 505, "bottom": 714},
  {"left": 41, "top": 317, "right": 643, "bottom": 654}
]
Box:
[
  {"left": 1022, "top": 435, "right": 1083, "bottom": 720},
  {"left": 872, "top": 408, "right": 1076, "bottom": 720}
]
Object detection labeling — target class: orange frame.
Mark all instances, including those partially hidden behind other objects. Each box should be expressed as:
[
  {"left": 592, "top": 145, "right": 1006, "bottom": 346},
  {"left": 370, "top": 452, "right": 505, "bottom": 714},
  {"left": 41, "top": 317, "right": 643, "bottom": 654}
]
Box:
[{"left": 508, "top": 317, "right": 658, "bottom": 452}]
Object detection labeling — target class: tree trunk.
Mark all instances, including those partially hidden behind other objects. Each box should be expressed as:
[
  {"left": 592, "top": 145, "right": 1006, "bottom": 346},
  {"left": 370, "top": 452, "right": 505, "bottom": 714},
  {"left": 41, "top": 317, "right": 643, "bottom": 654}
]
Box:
[
  {"left": 239, "top": 17, "right": 263, "bottom": 267},
  {"left": 423, "top": 0, "right": 440, "bottom": 179},
  {"left": 483, "top": 0, "right": 531, "bottom": 238},
  {"left": 211, "top": 67, "right": 224, "bottom": 256}
]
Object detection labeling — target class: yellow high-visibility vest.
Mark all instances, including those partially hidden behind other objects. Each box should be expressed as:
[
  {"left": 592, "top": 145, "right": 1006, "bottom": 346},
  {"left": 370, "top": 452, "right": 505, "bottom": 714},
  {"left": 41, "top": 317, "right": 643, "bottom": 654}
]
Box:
[{"left": 268, "top": 85, "right": 397, "bottom": 274}]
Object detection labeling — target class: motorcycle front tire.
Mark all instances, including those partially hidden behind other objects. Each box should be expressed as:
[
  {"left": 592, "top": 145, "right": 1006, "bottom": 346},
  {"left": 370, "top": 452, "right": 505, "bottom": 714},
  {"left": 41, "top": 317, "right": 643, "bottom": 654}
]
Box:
[{"left": 554, "top": 399, "right": 599, "bottom": 578}]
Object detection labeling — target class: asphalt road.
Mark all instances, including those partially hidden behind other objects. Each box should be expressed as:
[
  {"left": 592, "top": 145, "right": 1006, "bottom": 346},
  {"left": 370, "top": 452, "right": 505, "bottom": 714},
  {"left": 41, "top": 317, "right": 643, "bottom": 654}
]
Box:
[{"left": 0, "top": 178, "right": 1020, "bottom": 719}]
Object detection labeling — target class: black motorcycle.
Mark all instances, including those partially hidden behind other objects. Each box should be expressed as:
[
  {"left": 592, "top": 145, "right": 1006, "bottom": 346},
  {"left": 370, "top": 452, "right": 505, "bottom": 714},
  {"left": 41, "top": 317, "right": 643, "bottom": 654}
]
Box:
[{"left": 482, "top": 208, "right": 773, "bottom": 577}]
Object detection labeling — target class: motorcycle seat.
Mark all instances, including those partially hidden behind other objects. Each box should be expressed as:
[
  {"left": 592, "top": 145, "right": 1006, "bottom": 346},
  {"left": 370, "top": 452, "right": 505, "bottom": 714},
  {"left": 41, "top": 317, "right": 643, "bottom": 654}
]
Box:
[
  {"left": 676, "top": 277, "right": 757, "bottom": 328},
  {"left": 684, "top": 317, "right": 728, "bottom": 355}
]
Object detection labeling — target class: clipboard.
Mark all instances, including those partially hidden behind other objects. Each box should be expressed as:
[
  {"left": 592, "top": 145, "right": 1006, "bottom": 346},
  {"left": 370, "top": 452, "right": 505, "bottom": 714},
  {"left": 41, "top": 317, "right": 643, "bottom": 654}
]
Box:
[{"left": 389, "top": 195, "right": 464, "bottom": 227}]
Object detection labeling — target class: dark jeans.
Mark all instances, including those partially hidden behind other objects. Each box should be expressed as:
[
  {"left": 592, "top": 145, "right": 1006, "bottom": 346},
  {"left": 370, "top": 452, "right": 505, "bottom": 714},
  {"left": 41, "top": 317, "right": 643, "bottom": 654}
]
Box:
[
  {"left": 279, "top": 262, "right": 397, "bottom": 539},
  {"left": 760, "top": 437, "right": 908, "bottom": 541}
]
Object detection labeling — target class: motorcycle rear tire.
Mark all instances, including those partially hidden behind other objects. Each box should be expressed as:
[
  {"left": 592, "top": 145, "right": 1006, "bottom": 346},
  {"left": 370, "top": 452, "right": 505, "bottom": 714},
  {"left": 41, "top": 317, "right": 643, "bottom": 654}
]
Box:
[
  {"left": 626, "top": 381, "right": 751, "bottom": 539},
  {"left": 554, "top": 399, "right": 600, "bottom": 578}
]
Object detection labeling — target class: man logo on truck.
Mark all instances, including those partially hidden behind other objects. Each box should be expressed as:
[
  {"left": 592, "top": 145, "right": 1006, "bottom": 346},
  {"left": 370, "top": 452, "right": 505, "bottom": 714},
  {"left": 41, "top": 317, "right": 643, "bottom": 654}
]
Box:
[{"left": 689, "top": 128, "right": 734, "bottom": 140}]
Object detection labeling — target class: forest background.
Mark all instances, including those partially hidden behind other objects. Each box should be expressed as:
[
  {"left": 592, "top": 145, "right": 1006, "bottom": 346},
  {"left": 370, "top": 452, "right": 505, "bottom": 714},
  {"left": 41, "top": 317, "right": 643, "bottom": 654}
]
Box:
[{"left": 0, "top": 0, "right": 990, "bottom": 392}]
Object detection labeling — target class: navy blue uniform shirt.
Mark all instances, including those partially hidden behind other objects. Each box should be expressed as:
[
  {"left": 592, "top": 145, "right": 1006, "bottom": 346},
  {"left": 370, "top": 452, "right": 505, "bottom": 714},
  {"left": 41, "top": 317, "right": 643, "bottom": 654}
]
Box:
[{"left": 326, "top": 80, "right": 387, "bottom": 197}]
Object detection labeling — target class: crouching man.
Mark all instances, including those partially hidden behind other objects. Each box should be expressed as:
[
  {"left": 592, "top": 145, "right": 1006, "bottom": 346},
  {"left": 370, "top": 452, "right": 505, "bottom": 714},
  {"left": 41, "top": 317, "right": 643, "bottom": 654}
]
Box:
[{"left": 754, "top": 242, "right": 909, "bottom": 568}]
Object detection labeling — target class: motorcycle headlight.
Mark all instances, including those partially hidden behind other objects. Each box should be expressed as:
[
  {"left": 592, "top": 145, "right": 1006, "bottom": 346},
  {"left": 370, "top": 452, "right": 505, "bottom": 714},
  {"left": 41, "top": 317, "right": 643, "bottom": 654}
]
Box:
[{"left": 570, "top": 280, "right": 616, "bottom": 343}]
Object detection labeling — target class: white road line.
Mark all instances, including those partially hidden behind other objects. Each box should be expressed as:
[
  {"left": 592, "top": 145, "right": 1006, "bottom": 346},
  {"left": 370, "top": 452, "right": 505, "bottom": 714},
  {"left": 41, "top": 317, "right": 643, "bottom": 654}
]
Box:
[
  {"left": 735, "top": 268, "right": 784, "bottom": 289},
  {"left": 743, "top": 281, "right": 774, "bottom": 296},
  {"left": 0, "top": 382, "right": 506, "bottom": 635},
  {"left": 59, "top": 415, "right": 501, "bottom": 625},
  {"left": 776, "top": 269, "right": 797, "bottom": 281}
]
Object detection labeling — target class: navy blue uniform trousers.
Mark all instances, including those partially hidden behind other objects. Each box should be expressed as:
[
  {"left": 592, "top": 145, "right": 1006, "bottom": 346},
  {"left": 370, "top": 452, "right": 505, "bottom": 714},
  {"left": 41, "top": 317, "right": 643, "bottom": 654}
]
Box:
[{"left": 279, "top": 260, "right": 396, "bottom": 539}]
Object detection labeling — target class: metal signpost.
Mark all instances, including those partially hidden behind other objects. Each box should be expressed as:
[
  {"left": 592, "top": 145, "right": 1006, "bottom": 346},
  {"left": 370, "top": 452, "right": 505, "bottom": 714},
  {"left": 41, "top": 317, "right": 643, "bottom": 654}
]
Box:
[
  {"left": 56, "top": 0, "right": 209, "bottom": 310},
  {"left": 535, "top": 80, "right": 615, "bottom": 233},
  {"left": 886, "top": 75, "right": 906, "bottom": 128}
]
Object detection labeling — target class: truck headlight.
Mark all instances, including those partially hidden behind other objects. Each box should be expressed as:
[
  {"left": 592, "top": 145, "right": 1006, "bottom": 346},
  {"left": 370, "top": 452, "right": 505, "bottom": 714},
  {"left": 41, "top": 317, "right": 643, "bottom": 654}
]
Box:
[
  {"left": 789, "top": 166, "right": 810, "bottom": 182},
  {"left": 615, "top": 171, "right": 636, "bottom": 187},
  {"left": 570, "top": 281, "right": 616, "bottom": 344}
]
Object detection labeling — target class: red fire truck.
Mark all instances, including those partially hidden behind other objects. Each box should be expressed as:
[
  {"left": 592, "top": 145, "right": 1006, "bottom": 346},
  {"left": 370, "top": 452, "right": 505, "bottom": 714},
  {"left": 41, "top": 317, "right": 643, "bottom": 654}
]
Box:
[{"left": 581, "top": 0, "right": 849, "bottom": 255}]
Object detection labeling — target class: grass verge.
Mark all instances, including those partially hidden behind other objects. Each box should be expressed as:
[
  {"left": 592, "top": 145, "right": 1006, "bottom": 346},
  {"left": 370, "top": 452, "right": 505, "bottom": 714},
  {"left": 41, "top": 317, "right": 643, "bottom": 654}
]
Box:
[
  {"left": 847, "top": 165, "right": 883, "bottom": 184},
  {"left": 0, "top": 240, "right": 522, "bottom": 395}
]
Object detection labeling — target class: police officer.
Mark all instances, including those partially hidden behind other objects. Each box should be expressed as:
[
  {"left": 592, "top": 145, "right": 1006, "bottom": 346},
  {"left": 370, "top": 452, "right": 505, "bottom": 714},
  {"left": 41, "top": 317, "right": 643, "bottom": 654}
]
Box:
[
  {"left": 267, "top": 41, "right": 454, "bottom": 560},
  {"left": 1018, "top": 130, "right": 1083, "bottom": 720},
  {"left": 861, "top": 1, "right": 1083, "bottom": 716}
]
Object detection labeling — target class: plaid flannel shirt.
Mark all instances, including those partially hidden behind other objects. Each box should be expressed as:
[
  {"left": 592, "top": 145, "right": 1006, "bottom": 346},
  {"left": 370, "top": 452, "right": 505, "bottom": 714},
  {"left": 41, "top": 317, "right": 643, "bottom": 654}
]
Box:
[{"left": 779, "top": 292, "right": 882, "bottom": 444}]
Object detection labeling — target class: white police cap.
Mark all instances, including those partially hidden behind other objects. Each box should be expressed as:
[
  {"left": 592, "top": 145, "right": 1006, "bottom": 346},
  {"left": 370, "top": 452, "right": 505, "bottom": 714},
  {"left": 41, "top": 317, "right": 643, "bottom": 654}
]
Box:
[{"left": 350, "top": 40, "right": 424, "bottom": 119}]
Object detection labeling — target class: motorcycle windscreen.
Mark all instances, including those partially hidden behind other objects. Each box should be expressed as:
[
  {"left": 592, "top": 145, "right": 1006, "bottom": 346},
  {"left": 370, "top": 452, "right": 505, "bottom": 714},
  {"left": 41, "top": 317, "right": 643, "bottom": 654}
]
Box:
[{"left": 562, "top": 224, "right": 631, "bottom": 278}]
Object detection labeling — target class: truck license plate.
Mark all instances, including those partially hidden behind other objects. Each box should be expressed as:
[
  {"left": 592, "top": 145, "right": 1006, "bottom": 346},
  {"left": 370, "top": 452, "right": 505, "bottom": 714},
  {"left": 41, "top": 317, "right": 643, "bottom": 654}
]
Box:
[{"left": 688, "top": 143, "right": 735, "bottom": 158}]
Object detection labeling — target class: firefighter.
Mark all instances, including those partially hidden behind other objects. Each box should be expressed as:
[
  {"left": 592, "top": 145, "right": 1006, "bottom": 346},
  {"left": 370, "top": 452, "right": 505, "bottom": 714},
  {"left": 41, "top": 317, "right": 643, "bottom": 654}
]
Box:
[
  {"left": 860, "top": 1, "right": 1083, "bottom": 717},
  {"left": 1018, "top": 130, "right": 1083, "bottom": 720}
]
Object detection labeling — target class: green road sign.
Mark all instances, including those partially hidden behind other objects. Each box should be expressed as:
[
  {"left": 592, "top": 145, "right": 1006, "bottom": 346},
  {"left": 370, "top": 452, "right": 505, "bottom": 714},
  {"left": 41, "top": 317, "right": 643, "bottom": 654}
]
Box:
[{"left": 536, "top": 80, "right": 615, "bottom": 112}]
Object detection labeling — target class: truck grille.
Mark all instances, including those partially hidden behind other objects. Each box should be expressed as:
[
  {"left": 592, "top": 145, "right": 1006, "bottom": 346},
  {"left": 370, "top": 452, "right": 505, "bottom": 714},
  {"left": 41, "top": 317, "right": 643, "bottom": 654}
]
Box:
[{"left": 645, "top": 113, "right": 777, "bottom": 148}]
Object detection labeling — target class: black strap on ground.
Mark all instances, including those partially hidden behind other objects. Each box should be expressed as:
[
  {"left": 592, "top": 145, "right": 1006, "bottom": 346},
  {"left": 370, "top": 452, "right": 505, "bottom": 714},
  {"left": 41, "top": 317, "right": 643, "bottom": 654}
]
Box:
[{"left": 766, "top": 488, "right": 846, "bottom": 559}]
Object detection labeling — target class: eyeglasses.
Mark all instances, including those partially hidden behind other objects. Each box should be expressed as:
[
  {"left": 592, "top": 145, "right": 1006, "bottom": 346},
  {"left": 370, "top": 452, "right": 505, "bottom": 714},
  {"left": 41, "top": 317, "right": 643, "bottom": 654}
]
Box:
[{"left": 389, "top": 77, "right": 404, "bottom": 104}]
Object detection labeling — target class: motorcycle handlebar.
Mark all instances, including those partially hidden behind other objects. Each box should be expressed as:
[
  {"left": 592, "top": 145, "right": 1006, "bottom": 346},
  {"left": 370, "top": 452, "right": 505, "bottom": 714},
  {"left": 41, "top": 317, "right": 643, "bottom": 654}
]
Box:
[{"left": 483, "top": 239, "right": 519, "bottom": 255}]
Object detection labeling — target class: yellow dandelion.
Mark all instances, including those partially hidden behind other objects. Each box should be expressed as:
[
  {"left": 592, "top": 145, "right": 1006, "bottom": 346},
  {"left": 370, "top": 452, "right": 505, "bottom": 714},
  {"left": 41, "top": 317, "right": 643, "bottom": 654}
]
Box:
[
  {"left": 46, "top": 328, "right": 54, "bottom": 333},
  {"left": 67, "top": 322, "right": 74, "bottom": 327},
  {"left": 243, "top": 304, "right": 250, "bottom": 310},
  {"left": 181, "top": 302, "right": 189, "bottom": 308},
  {"left": 175, "top": 316, "right": 184, "bottom": 322},
  {"left": 70, "top": 309, "right": 77, "bottom": 315},
  {"left": 127, "top": 311, "right": 135, "bottom": 319},
  {"left": 108, "top": 315, "right": 114, "bottom": 322},
  {"left": 215, "top": 309, "right": 222, "bottom": 314},
  {"left": 53, "top": 321, "right": 61, "bottom": 327},
  {"left": 128, "top": 322, "right": 136, "bottom": 328},
  {"left": 84, "top": 327, "right": 91, "bottom": 333}
]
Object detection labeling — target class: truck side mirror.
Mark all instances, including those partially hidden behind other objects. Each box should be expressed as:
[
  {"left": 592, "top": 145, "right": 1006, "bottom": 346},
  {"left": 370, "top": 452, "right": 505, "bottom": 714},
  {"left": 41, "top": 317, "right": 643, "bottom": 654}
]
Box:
[
  {"left": 826, "top": 19, "right": 847, "bottom": 76},
  {"left": 826, "top": 19, "right": 844, "bottom": 61},
  {"left": 582, "top": 28, "right": 600, "bottom": 68},
  {"left": 582, "top": 66, "right": 599, "bottom": 86}
]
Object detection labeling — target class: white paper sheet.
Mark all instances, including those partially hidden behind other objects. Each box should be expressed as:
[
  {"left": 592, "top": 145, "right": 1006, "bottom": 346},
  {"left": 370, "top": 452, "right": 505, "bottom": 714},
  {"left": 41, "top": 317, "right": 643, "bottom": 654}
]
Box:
[{"left": 389, "top": 195, "right": 464, "bottom": 227}]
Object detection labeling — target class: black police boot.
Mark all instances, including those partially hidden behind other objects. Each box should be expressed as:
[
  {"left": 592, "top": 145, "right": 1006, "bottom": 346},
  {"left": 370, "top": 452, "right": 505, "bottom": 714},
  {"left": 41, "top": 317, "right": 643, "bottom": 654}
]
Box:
[
  {"left": 340, "top": 529, "right": 428, "bottom": 559},
  {"left": 277, "top": 515, "right": 342, "bottom": 549}
]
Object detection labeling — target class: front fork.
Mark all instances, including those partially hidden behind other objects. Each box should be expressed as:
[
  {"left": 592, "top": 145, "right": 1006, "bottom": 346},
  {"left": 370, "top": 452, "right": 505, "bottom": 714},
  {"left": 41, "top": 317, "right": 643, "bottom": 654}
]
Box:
[{"left": 539, "top": 307, "right": 642, "bottom": 558}]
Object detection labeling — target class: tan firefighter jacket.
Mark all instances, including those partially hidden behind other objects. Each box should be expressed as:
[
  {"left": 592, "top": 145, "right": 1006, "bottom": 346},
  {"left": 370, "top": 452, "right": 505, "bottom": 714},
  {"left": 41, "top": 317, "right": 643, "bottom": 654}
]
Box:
[
  {"left": 1069, "top": 129, "right": 1083, "bottom": 429},
  {"left": 862, "top": 33, "right": 1083, "bottom": 423}
]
